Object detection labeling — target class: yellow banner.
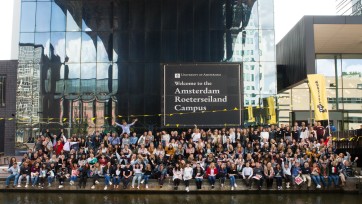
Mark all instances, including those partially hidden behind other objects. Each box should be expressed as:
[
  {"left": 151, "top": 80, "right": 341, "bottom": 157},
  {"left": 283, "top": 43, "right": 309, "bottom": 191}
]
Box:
[
  {"left": 307, "top": 74, "right": 329, "bottom": 120},
  {"left": 266, "top": 96, "right": 277, "bottom": 124},
  {"left": 247, "top": 105, "right": 255, "bottom": 122}
]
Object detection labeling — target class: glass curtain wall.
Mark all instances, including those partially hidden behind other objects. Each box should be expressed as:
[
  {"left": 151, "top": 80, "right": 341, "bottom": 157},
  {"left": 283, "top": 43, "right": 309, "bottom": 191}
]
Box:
[
  {"left": 277, "top": 54, "right": 362, "bottom": 130},
  {"left": 17, "top": 0, "right": 276, "bottom": 141}
]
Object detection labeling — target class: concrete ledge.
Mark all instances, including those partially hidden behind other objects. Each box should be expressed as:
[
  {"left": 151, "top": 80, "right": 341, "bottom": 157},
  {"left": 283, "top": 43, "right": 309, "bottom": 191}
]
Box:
[{"left": 1, "top": 178, "right": 360, "bottom": 194}]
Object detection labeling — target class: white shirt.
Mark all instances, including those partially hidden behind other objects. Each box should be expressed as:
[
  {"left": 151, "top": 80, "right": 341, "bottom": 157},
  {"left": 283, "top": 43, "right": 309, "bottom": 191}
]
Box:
[
  {"left": 192, "top": 133, "right": 201, "bottom": 142},
  {"left": 242, "top": 167, "right": 253, "bottom": 177},
  {"left": 183, "top": 167, "right": 193, "bottom": 180}
]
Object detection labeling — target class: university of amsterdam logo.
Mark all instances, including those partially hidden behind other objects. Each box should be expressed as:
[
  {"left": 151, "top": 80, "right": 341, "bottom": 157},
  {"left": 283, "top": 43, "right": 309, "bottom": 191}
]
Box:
[
  {"left": 175, "top": 73, "right": 180, "bottom": 78},
  {"left": 317, "top": 104, "right": 327, "bottom": 113}
]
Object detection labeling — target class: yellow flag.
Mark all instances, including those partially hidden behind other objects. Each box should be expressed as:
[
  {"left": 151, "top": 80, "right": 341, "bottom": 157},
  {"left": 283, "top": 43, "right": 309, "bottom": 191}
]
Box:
[
  {"left": 247, "top": 105, "right": 255, "bottom": 122},
  {"left": 266, "top": 96, "right": 277, "bottom": 124},
  {"left": 307, "top": 74, "right": 329, "bottom": 120}
]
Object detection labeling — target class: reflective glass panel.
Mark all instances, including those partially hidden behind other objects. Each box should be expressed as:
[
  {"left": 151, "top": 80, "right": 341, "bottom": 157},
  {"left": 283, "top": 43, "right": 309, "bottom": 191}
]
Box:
[
  {"left": 21, "top": 2, "right": 36, "bottom": 32},
  {"left": 258, "top": 0, "right": 274, "bottom": 29},
  {"left": 66, "top": 32, "right": 81, "bottom": 62},
  {"left": 50, "top": 32, "right": 66, "bottom": 62},
  {"left": 35, "top": 32, "right": 51, "bottom": 57},
  {"left": 341, "top": 54, "right": 362, "bottom": 89},
  {"left": 259, "top": 30, "right": 275, "bottom": 62},
  {"left": 66, "top": 5, "right": 81, "bottom": 31},
  {"left": 51, "top": 2, "right": 66, "bottom": 31},
  {"left": 81, "top": 32, "right": 97, "bottom": 63},
  {"left": 36, "top": 2, "right": 51, "bottom": 32},
  {"left": 20, "top": 33, "right": 34, "bottom": 44}
]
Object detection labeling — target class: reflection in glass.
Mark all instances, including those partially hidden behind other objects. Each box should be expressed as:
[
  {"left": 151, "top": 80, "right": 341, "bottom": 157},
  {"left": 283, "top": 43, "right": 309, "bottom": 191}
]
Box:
[
  {"left": 50, "top": 32, "right": 66, "bottom": 62},
  {"left": 36, "top": 2, "right": 51, "bottom": 32},
  {"left": 341, "top": 55, "right": 362, "bottom": 89},
  {"left": 81, "top": 32, "right": 97, "bottom": 63},
  {"left": 97, "top": 35, "right": 110, "bottom": 62},
  {"left": 51, "top": 2, "right": 66, "bottom": 31},
  {"left": 35, "top": 32, "right": 50, "bottom": 57},
  {"left": 258, "top": 0, "right": 274, "bottom": 29},
  {"left": 20, "top": 33, "right": 34, "bottom": 44},
  {"left": 66, "top": 9, "right": 81, "bottom": 31},
  {"left": 66, "top": 32, "right": 81, "bottom": 62},
  {"left": 20, "top": 2, "right": 36, "bottom": 32},
  {"left": 259, "top": 30, "right": 275, "bottom": 62},
  {"left": 260, "top": 62, "right": 276, "bottom": 95}
]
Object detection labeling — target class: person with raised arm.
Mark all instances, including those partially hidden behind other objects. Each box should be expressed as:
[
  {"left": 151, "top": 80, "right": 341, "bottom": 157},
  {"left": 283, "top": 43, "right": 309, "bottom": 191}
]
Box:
[{"left": 114, "top": 119, "right": 138, "bottom": 135}]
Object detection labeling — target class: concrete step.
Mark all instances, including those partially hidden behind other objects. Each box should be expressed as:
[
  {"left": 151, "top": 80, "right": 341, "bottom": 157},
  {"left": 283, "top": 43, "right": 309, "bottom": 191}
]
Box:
[{"left": 0, "top": 178, "right": 360, "bottom": 193}]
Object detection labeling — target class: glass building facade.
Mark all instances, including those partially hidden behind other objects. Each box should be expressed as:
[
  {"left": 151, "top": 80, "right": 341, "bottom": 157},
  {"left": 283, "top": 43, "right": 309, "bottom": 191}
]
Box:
[
  {"left": 278, "top": 54, "right": 362, "bottom": 130},
  {"left": 336, "top": 0, "right": 362, "bottom": 16},
  {"left": 16, "top": 0, "right": 276, "bottom": 140}
]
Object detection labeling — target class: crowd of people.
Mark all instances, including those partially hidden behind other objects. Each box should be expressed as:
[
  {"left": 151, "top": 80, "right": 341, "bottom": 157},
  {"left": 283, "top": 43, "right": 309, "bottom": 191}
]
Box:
[{"left": 3, "top": 120, "right": 360, "bottom": 192}]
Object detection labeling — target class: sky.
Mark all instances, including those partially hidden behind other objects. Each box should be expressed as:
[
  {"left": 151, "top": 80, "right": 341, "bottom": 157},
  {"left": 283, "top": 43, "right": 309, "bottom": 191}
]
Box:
[{"left": 0, "top": 0, "right": 337, "bottom": 60}]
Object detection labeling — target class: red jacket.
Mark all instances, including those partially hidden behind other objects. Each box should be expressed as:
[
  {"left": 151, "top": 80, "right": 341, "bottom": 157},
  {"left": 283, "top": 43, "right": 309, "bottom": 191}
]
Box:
[
  {"left": 54, "top": 142, "right": 64, "bottom": 155},
  {"left": 206, "top": 167, "right": 218, "bottom": 176}
]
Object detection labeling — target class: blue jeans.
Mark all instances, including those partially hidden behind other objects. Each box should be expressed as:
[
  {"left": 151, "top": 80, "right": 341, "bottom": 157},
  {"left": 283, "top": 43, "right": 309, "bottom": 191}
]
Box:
[
  {"left": 70, "top": 176, "right": 77, "bottom": 182},
  {"left": 31, "top": 176, "right": 39, "bottom": 186},
  {"left": 105, "top": 175, "right": 112, "bottom": 185},
  {"left": 6, "top": 174, "right": 19, "bottom": 186},
  {"left": 229, "top": 175, "right": 236, "bottom": 187},
  {"left": 48, "top": 176, "right": 54, "bottom": 184},
  {"left": 208, "top": 176, "right": 216, "bottom": 185},
  {"left": 113, "top": 176, "right": 121, "bottom": 185},
  {"left": 311, "top": 175, "right": 321, "bottom": 186},
  {"left": 18, "top": 175, "right": 30, "bottom": 185},
  {"left": 132, "top": 173, "right": 142, "bottom": 187},
  {"left": 330, "top": 175, "right": 339, "bottom": 186},
  {"left": 143, "top": 175, "right": 151, "bottom": 184},
  {"left": 320, "top": 176, "right": 332, "bottom": 187}
]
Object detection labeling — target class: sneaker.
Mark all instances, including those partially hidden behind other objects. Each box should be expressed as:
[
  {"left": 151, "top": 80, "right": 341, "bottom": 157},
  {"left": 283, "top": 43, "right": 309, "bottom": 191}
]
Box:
[
  {"left": 146, "top": 184, "right": 148, "bottom": 189},
  {"left": 137, "top": 186, "right": 139, "bottom": 189},
  {"left": 91, "top": 185, "right": 95, "bottom": 189},
  {"left": 59, "top": 185, "right": 63, "bottom": 189},
  {"left": 17, "top": 185, "right": 21, "bottom": 188},
  {"left": 95, "top": 180, "right": 99, "bottom": 185},
  {"left": 132, "top": 185, "right": 134, "bottom": 189},
  {"left": 231, "top": 187, "right": 234, "bottom": 190},
  {"left": 316, "top": 184, "right": 321, "bottom": 189},
  {"left": 186, "top": 187, "right": 189, "bottom": 192},
  {"left": 234, "top": 183, "right": 238, "bottom": 187},
  {"left": 48, "top": 183, "right": 51, "bottom": 187},
  {"left": 221, "top": 183, "right": 224, "bottom": 187},
  {"left": 70, "top": 181, "right": 73, "bottom": 186},
  {"left": 140, "top": 179, "right": 144, "bottom": 184},
  {"left": 109, "top": 181, "right": 112, "bottom": 186},
  {"left": 104, "top": 186, "right": 107, "bottom": 190},
  {"left": 25, "top": 185, "right": 28, "bottom": 188}
]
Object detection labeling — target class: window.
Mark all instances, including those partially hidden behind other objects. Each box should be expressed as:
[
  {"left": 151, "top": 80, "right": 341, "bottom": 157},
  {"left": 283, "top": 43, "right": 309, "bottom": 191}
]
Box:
[{"left": 0, "top": 76, "right": 6, "bottom": 107}]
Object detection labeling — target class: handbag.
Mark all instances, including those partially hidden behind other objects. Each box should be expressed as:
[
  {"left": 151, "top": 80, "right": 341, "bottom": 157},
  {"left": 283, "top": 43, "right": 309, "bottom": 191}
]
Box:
[{"left": 294, "top": 175, "right": 303, "bottom": 185}]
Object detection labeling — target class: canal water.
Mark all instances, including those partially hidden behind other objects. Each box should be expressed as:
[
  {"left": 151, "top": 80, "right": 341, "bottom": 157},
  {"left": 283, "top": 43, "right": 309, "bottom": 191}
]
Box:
[{"left": 0, "top": 193, "right": 360, "bottom": 204}]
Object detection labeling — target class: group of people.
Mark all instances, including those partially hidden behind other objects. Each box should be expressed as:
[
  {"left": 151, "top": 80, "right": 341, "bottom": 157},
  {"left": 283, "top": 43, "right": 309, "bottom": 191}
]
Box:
[{"left": 3, "top": 119, "right": 360, "bottom": 192}]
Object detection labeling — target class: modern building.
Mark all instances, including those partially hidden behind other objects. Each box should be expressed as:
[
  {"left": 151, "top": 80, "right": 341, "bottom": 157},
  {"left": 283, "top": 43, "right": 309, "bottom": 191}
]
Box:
[
  {"left": 0, "top": 60, "right": 18, "bottom": 155},
  {"left": 15, "top": 0, "right": 276, "bottom": 143},
  {"left": 336, "top": 0, "right": 362, "bottom": 16},
  {"left": 277, "top": 16, "right": 362, "bottom": 131}
]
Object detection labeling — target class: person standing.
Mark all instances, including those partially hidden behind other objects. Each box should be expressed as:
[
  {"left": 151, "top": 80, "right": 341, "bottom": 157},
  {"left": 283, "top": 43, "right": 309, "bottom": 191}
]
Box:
[
  {"left": 315, "top": 122, "right": 325, "bottom": 142},
  {"left": 115, "top": 119, "right": 138, "bottom": 136}
]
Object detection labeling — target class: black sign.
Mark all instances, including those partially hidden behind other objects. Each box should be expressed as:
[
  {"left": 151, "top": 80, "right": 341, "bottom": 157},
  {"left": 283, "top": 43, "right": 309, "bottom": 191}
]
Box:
[{"left": 162, "top": 63, "right": 242, "bottom": 127}]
